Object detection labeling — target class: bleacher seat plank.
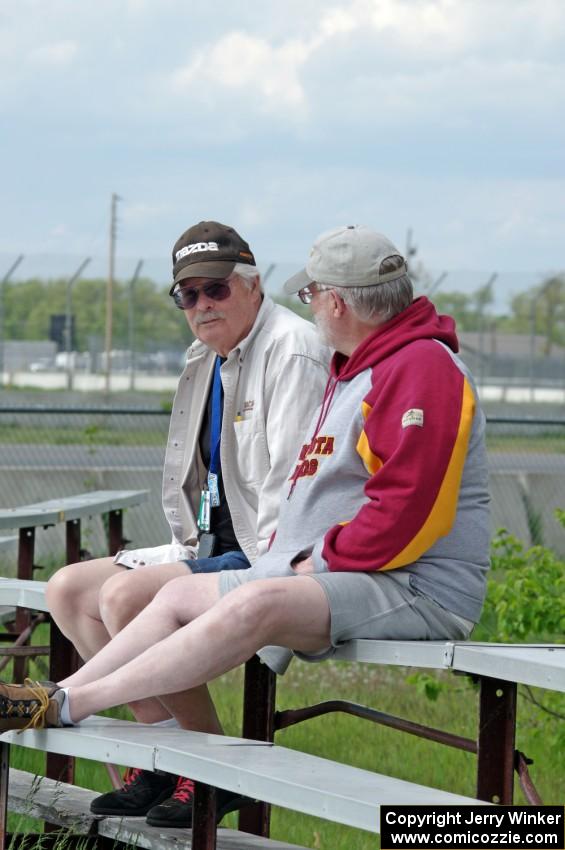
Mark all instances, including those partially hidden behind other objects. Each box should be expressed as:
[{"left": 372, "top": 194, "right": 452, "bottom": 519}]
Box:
[
  {"left": 9, "top": 768, "right": 96, "bottom": 833},
  {"left": 452, "top": 643, "right": 565, "bottom": 691},
  {"left": 0, "top": 537, "right": 18, "bottom": 621},
  {"left": 8, "top": 769, "right": 309, "bottom": 850},
  {"left": 0, "top": 577, "right": 48, "bottom": 632},
  {"left": 0, "top": 490, "right": 149, "bottom": 530},
  {"left": 1, "top": 717, "right": 486, "bottom": 835},
  {"left": 333, "top": 639, "right": 565, "bottom": 690},
  {"left": 333, "top": 639, "right": 455, "bottom": 667},
  {"left": 0, "top": 579, "right": 49, "bottom": 613}
]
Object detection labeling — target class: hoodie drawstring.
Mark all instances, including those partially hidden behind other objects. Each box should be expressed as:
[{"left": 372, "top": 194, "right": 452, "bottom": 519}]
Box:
[{"left": 287, "top": 376, "right": 339, "bottom": 500}]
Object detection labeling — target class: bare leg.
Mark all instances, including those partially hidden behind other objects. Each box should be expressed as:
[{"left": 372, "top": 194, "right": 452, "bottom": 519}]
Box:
[
  {"left": 101, "top": 567, "right": 224, "bottom": 733},
  {"left": 61, "top": 573, "right": 222, "bottom": 688},
  {"left": 95, "top": 562, "right": 193, "bottom": 723},
  {"left": 55, "top": 561, "right": 195, "bottom": 724},
  {"left": 46, "top": 557, "right": 123, "bottom": 661},
  {"left": 67, "top": 574, "right": 331, "bottom": 725}
]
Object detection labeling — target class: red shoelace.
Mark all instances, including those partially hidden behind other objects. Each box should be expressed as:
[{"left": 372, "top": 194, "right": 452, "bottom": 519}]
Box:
[
  {"left": 172, "top": 776, "right": 195, "bottom": 803},
  {"left": 122, "top": 767, "right": 143, "bottom": 789}
]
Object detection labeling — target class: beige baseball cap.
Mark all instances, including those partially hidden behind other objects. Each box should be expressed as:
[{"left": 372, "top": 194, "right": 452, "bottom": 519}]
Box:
[{"left": 284, "top": 224, "right": 407, "bottom": 293}]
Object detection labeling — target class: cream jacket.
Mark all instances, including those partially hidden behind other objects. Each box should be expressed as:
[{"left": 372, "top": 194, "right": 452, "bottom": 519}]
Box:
[{"left": 117, "top": 296, "right": 330, "bottom": 568}]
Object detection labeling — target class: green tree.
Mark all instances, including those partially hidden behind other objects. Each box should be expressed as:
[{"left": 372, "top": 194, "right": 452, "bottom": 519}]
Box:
[
  {"left": 4, "top": 276, "right": 192, "bottom": 352},
  {"left": 506, "top": 273, "right": 565, "bottom": 354},
  {"left": 432, "top": 291, "right": 476, "bottom": 330}
]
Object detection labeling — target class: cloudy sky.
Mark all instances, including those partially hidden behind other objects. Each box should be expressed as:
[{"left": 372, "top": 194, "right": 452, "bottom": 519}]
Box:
[{"left": 1, "top": 0, "right": 564, "bottom": 309}]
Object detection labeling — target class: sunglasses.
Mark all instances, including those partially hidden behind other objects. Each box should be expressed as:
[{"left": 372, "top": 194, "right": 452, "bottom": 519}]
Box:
[
  {"left": 297, "top": 283, "right": 331, "bottom": 304},
  {"left": 172, "top": 278, "right": 233, "bottom": 310}
]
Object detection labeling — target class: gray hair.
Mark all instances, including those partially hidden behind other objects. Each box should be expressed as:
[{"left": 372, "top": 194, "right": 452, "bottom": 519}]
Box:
[
  {"left": 328, "top": 255, "right": 413, "bottom": 325},
  {"left": 232, "top": 263, "right": 263, "bottom": 292}
]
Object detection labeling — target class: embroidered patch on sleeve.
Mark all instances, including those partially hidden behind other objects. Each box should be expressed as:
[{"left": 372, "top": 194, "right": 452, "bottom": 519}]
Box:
[{"left": 401, "top": 408, "right": 424, "bottom": 428}]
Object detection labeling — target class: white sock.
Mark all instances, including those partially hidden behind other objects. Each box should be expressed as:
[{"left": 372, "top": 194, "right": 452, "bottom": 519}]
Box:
[
  {"left": 59, "top": 688, "right": 74, "bottom": 726},
  {"left": 151, "top": 718, "right": 180, "bottom": 728}
]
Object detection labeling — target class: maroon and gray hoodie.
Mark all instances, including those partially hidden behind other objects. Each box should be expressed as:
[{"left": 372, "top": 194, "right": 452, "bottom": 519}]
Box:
[{"left": 252, "top": 296, "right": 490, "bottom": 624}]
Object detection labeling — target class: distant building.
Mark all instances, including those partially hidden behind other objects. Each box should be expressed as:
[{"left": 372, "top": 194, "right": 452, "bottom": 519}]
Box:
[
  {"left": 458, "top": 332, "right": 565, "bottom": 384},
  {"left": 459, "top": 332, "right": 565, "bottom": 359},
  {"left": 3, "top": 341, "right": 57, "bottom": 372}
]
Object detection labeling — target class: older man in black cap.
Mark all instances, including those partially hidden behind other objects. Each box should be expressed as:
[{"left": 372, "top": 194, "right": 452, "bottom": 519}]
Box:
[{"left": 45, "top": 220, "right": 330, "bottom": 826}]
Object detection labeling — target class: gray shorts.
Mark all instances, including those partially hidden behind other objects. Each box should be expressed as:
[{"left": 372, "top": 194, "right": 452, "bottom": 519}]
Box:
[{"left": 218, "top": 567, "right": 473, "bottom": 674}]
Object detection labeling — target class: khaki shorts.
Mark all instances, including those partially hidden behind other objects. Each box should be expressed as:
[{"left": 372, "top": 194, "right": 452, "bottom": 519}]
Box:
[{"left": 218, "top": 567, "right": 473, "bottom": 674}]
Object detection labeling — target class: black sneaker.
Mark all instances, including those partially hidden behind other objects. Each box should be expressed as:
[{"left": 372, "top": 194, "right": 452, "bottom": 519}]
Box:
[
  {"left": 145, "top": 775, "right": 254, "bottom": 828},
  {"left": 90, "top": 768, "right": 177, "bottom": 816}
]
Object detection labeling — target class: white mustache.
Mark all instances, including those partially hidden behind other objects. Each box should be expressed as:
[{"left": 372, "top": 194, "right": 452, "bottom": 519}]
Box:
[{"left": 194, "top": 310, "right": 225, "bottom": 326}]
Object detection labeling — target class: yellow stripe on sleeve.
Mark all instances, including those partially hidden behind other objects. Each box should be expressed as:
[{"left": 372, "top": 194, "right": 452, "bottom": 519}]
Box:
[
  {"left": 356, "top": 429, "right": 383, "bottom": 474},
  {"left": 356, "top": 400, "right": 383, "bottom": 475},
  {"left": 379, "top": 378, "right": 475, "bottom": 571}
]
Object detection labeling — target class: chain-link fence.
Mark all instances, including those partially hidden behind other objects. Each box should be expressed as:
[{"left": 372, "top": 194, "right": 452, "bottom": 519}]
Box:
[
  {"left": 0, "top": 406, "right": 169, "bottom": 574},
  {"left": 0, "top": 407, "right": 563, "bottom": 577},
  {"left": 486, "top": 417, "right": 565, "bottom": 555},
  {"left": 0, "top": 253, "right": 564, "bottom": 400}
]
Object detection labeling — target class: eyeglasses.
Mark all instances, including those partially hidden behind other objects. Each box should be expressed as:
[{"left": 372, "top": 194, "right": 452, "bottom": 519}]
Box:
[
  {"left": 171, "top": 278, "right": 233, "bottom": 310},
  {"left": 297, "top": 283, "right": 331, "bottom": 304}
]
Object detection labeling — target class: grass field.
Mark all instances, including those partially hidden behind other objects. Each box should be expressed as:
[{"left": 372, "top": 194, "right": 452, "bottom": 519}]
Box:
[
  {"left": 0, "top": 423, "right": 167, "bottom": 447},
  {"left": 0, "top": 420, "right": 564, "bottom": 454},
  {"left": 6, "top": 644, "right": 565, "bottom": 850}
]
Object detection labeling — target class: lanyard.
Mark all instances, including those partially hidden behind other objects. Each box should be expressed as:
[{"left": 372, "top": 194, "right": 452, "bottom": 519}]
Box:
[
  {"left": 199, "top": 357, "right": 223, "bottom": 529},
  {"left": 209, "top": 356, "right": 222, "bottom": 477},
  {"left": 202, "top": 355, "right": 223, "bottom": 512}
]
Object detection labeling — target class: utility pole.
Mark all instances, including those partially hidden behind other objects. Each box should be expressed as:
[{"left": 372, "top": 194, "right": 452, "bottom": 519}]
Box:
[
  {"left": 428, "top": 271, "right": 448, "bottom": 297},
  {"left": 0, "top": 255, "right": 24, "bottom": 385},
  {"left": 405, "top": 228, "right": 417, "bottom": 266},
  {"left": 262, "top": 263, "right": 276, "bottom": 287},
  {"left": 128, "top": 259, "right": 143, "bottom": 391},
  {"left": 105, "top": 193, "right": 120, "bottom": 393},
  {"left": 65, "top": 257, "right": 91, "bottom": 390}
]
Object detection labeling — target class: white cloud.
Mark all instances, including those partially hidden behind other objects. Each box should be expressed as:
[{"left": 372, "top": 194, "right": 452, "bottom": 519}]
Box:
[
  {"left": 236, "top": 201, "right": 274, "bottom": 230},
  {"left": 28, "top": 40, "right": 78, "bottom": 66},
  {"left": 170, "top": 4, "right": 371, "bottom": 113},
  {"left": 171, "top": 30, "right": 309, "bottom": 109},
  {"left": 368, "top": 0, "right": 455, "bottom": 40},
  {"left": 49, "top": 224, "right": 68, "bottom": 238},
  {"left": 122, "top": 202, "right": 172, "bottom": 224},
  {"left": 168, "top": 0, "right": 565, "bottom": 124}
]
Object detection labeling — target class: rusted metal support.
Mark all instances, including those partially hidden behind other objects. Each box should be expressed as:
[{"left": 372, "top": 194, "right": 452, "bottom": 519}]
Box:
[
  {"left": 0, "top": 612, "right": 49, "bottom": 674},
  {"left": 0, "top": 643, "right": 50, "bottom": 658},
  {"left": 276, "top": 700, "right": 477, "bottom": 753},
  {"left": 49, "top": 616, "right": 78, "bottom": 688},
  {"left": 477, "top": 676, "right": 517, "bottom": 804},
  {"left": 0, "top": 742, "right": 9, "bottom": 850},
  {"left": 108, "top": 509, "right": 123, "bottom": 555},
  {"left": 515, "top": 751, "right": 544, "bottom": 805},
  {"left": 16, "top": 527, "right": 35, "bottom": 582},
  {"left": 46, "top": 618, "right": 77, "bottom": 786},
  {"left": 13, "top": 527, "right": 35, "bottom": 681},
  {"left": 192, "top": 782, "right": 217, "bottom": 850},
  {"left": 65, "top": 517, "right": 82, "bottom": 564},
  {"left": 238, "top": 655, "right": 277, "bottom": 836}
]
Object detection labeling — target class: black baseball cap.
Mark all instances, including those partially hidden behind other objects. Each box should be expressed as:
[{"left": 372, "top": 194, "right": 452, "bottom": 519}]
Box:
[{"left": 171, "top": 220, "right": 256, "bottom": 293}]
